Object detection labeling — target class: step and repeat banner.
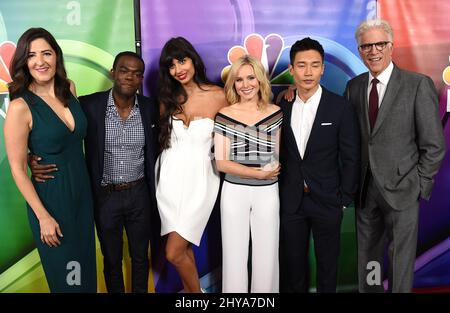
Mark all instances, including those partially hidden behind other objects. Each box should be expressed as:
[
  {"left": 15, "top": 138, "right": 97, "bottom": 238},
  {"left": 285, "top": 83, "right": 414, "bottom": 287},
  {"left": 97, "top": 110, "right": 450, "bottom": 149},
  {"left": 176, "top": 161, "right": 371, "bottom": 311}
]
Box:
[
  {"left": 378, "top": 0, "right": 450, "bottom": 291},
  {"left": 1, "top": 0, "right": 449, "bottom": 292}
]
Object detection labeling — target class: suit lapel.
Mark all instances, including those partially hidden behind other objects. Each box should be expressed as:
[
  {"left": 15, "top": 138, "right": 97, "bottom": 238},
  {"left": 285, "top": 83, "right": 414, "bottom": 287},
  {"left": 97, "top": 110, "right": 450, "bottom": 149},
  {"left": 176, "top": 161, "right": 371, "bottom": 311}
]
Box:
[
  {"left": 303, "top": 89, "right": 327, "bottom": 160},
  {"left": 371, "top": 66, "right": 401, "bottom": 136},
  {"left": 97, "top": 91, "right": 108, "bottom": 176},
  {"left": 359, "top": 74, "right": 371, "bottom": 136},
  {"left": 282, "top": 93, "right": 302, "bottom": 161},
  {"left": 137, "top": 95, "right": 153, "bottom": 146}
]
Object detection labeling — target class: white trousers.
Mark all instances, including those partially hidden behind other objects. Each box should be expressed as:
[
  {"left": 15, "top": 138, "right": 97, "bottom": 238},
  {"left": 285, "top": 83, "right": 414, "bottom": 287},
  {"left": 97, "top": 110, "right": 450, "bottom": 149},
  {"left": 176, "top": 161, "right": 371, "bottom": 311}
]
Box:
[{"left": 221, "top": 181, "right": 280, "bottom": 293}]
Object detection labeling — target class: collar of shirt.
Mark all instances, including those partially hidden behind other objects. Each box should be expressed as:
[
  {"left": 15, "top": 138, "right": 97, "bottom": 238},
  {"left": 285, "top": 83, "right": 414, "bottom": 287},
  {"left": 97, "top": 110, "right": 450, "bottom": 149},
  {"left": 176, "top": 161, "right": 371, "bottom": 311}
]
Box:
[
  {"left": 291, "top": 85, "right": 322, "bottom": 159},
  {"left": 368, "top": 61, "right": 393, "bottom": 86},
  {"left": 368, "top": 62, "right": 393, "bottom": 106},
  {"left": 107, "top": 89, "right": 139, "bottom": 110}
]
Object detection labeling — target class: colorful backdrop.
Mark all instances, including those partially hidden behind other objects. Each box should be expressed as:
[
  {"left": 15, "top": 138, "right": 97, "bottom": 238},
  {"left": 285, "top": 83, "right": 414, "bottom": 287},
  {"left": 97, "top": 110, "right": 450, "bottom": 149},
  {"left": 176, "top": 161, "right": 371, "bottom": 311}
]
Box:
[{"left": 1, "top": 0, "right": 449, "bottom": 293}]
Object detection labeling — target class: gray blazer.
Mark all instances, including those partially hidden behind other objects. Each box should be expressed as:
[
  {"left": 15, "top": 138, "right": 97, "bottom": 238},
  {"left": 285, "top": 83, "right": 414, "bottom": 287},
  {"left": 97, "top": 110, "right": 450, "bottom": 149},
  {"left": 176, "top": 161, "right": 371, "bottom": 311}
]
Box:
[{"left": 345, "top": 64, "right": 445, "bottom": 211}]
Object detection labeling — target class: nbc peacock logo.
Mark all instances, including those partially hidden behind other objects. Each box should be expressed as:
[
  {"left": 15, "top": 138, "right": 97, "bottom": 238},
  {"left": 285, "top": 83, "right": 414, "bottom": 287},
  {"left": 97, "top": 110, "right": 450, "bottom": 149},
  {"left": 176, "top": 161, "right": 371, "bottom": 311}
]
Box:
[
  {"left": 0, "top": 41, "right": 15, "bottom": 119},
  {"left": 221, "top": 33, "right": 292, "bottom": 88},
  {"left": 443, "top": 55, "right": 450, "bottom": 86},
  {"left": 442, "top": 55, "right": 450, "bottom": 127}
]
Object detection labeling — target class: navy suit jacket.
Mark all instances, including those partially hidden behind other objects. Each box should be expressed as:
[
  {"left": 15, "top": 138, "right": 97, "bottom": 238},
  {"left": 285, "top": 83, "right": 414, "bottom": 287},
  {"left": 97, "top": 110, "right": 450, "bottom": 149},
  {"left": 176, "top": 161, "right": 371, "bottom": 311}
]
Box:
[
  {"left": 78, "top": 90, "right": 160, "bottom": 210},
  {"left": 278, "top": 87, "right": 360, "bottom": 215}
]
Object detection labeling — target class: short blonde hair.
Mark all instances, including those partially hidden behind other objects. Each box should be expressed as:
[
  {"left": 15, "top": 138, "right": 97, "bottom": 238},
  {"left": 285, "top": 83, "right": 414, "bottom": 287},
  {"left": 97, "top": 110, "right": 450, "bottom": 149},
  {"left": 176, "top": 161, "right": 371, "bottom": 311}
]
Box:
[
  {"left": 355, "top": 19, "right": 393, "bottom": 45},
  {"left": 224, "top": 55, "right": 272, "bottom": 110}
]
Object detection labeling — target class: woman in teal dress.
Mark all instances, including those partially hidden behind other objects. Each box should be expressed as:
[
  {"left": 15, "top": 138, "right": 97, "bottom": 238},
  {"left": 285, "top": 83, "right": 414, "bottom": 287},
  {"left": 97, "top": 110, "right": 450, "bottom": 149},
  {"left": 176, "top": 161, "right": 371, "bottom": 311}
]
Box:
[{"left": 4, "top": 28, "right": 96, "bottom": 292}]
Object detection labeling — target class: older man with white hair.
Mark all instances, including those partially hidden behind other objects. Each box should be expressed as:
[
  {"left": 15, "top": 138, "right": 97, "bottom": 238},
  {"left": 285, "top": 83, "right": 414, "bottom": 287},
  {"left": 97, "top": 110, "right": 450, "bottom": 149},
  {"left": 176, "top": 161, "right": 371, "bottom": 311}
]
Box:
[{"left": 344, "top": 19, "right": 445, "bottom": 293}]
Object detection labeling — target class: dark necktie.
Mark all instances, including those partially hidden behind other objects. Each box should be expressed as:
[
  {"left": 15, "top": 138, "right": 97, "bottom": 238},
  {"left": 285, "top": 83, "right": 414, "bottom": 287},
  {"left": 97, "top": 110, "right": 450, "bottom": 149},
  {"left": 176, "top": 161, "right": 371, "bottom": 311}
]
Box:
[{"left": 369, "top": 78, "right": 379, "bottom": 130}]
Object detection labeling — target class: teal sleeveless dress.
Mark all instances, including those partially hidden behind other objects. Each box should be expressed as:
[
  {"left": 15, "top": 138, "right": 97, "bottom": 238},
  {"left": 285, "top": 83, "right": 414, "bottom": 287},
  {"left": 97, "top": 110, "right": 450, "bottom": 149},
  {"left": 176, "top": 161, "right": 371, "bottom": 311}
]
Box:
[{"left": 23, "top": 90, "right": 96, "bottom": 292}]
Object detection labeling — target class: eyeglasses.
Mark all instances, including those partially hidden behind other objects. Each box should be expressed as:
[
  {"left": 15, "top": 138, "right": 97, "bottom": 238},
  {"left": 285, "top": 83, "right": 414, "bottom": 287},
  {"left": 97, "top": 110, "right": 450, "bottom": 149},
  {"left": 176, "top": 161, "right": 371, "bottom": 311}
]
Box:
[{"left": 359, "top": 41, "right": 391, "bottom": 52}]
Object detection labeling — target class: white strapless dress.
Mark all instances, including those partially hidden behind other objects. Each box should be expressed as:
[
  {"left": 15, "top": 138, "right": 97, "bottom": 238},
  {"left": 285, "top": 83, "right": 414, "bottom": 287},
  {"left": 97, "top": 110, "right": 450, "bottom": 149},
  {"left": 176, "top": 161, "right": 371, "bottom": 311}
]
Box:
[{"left": 155, "top": 118, "right": 220, "bottom": 246}]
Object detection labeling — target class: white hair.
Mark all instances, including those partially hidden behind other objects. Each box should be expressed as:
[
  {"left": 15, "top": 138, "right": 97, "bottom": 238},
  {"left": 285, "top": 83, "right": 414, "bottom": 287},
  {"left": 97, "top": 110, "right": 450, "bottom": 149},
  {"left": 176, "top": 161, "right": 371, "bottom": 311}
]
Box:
[{"left": 355, "top": 19, "right": 394, "bottom": 45}]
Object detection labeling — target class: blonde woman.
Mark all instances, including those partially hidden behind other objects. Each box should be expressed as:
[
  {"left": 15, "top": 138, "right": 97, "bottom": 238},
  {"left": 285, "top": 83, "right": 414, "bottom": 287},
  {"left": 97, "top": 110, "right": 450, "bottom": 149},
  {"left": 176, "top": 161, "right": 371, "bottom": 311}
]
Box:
[{"left": 214, "top": 55, "right": 282, "bottom": 292}]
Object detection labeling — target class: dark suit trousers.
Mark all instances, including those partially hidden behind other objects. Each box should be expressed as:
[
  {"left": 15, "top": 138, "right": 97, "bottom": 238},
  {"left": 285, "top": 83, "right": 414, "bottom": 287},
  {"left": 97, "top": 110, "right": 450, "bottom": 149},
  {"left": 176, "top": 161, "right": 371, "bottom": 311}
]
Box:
[
  {"left": 280, "top": 193, "right": 343, "bottom": 293},
  {"left": 357, "top": 173, "right": 419, "bottom": 293},
  {"left": 95, "top": 180, "right": 151, "bottom": 293}
]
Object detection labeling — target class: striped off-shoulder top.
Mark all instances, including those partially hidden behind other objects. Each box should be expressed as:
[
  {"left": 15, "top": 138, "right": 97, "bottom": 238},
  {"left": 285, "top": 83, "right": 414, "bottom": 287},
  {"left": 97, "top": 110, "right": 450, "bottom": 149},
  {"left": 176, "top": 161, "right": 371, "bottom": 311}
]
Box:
[{"left": 214, "top": 109, "right": 283, "bottom": 186}]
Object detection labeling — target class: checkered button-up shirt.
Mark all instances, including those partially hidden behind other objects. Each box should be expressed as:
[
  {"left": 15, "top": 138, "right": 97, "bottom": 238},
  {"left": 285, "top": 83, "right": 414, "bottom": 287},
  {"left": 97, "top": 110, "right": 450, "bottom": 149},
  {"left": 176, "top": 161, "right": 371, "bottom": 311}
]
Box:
[{"left": 101, "top": 90, "right": 145, "bottom": 185}]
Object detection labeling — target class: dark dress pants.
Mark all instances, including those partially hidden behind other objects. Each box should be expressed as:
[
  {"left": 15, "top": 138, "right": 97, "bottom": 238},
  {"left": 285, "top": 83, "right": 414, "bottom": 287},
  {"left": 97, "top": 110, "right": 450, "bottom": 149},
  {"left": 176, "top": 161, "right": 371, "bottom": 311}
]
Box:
[
  {"left": 95, "top": 180, "right": 151, "bottom": 293},
  {"left": 280, "top": 193, "right": 343, "bottom": 293}
]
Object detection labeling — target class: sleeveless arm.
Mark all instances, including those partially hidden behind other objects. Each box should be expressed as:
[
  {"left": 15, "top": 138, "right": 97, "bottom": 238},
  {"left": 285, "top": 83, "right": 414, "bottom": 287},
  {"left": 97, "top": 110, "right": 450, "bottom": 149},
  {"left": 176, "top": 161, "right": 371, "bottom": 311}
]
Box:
[{"left": 4, "top": 99, "right": 63, "bottom": 246}]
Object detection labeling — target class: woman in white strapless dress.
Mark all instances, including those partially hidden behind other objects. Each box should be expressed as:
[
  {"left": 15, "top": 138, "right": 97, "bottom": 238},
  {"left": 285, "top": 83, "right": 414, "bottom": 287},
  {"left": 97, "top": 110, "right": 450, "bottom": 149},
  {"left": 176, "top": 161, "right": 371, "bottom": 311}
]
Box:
[
  {"left": 156, "top": 37, "right": 227, "bottom": 293},
  {"left": 157, "top": 117, "right": 219, "bottom": 246}
]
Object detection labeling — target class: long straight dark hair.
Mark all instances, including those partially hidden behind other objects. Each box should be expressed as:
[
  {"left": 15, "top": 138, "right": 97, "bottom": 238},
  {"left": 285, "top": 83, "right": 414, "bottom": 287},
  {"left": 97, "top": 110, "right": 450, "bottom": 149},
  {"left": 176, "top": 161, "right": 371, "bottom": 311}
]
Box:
[
  {"left": 8, "top": 27, "right": 71, "bottom": 106},
  {"left": 157, "top": 37, "right": 214, "bottom": 150}
]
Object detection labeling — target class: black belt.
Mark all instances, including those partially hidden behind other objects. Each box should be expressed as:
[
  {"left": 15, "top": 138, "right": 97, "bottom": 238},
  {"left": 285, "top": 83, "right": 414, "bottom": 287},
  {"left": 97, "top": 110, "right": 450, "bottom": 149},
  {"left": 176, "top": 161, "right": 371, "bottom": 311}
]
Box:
[{"left": 102, "top": 177, "right": 145, "bottom": 192}]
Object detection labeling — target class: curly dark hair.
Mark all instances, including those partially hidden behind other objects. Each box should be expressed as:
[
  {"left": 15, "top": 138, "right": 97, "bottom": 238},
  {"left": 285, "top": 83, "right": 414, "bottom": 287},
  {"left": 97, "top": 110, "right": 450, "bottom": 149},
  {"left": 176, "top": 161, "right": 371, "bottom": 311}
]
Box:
[
  {"left": 157, "top": 37, "right": 214, "bottom": 150},
  {"left": 8, "top": 27, "right": 71, "bottom": 106}
]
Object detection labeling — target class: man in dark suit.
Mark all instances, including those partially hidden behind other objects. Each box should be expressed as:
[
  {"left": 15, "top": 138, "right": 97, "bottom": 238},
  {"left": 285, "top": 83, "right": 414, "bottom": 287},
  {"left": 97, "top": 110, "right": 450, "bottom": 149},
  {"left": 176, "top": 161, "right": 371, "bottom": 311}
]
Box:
[
  {"left": 278, "top": 38, "right": 360, "bottom": 293},
  {"left": 344, "top": 19, "right": 445, "bottom": 292},
  {"left": 31, "top": 51, "right": 159, "bottom": 293}
]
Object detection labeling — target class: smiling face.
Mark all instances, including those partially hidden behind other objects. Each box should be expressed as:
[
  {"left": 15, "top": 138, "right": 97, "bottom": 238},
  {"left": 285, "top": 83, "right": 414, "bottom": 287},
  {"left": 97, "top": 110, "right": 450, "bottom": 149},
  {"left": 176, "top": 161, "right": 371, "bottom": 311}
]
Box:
[
  {"left": 111, "top": 55, "right": 144, "bottom": 97},
  {"left": 234, "top": 64, "right": 260, "bottom": 102},
  {"left": 358, "top": 27, "right": 393, "bottom": 77},
  {"left": 27, "top": 38, "right": 57, "bottom": 85},
  {"left": 289, "top": 49, "right": 324, "bottom": 97},
  {"left": 169, "top": 57, "right": 195, "bottom": 85}
]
